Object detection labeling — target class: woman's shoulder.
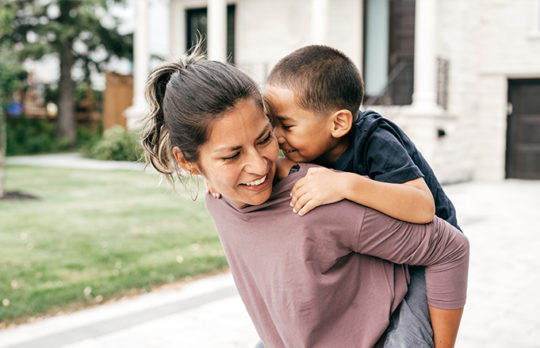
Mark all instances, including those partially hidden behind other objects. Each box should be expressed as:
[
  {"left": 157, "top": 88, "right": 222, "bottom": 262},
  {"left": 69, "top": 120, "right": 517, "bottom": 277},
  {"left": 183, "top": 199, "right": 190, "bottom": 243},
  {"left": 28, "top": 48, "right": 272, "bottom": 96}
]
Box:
[
  {"left": 276, "top": 157, "right": 298, "bottom": 180},
  {"left": 276, "top": 158, "right": 325, "bottom": 180}
]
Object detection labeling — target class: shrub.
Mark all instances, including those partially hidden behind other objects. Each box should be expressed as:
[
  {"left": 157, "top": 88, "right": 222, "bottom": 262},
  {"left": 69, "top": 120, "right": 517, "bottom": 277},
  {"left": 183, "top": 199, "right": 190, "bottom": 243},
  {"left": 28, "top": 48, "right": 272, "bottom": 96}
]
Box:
[
  {"left": 6, "top": 117, "right": 65, "bottom": 155},
  {"left": 84, "top": 126, "right": 143, "bottom": 162},
  {"left": 5, "top": 117, "right": 101, "bottom": 156}
]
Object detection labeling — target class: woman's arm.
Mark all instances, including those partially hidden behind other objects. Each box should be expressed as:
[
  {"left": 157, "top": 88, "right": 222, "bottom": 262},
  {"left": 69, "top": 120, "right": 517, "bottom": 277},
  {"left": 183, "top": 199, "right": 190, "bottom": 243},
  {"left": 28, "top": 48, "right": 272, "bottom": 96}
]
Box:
[
  {"left": 349, "top": 208, "right": 469, "bottom": 347},
  {"left": 354, "top": 211, "right": 469, "bottom": 309}
]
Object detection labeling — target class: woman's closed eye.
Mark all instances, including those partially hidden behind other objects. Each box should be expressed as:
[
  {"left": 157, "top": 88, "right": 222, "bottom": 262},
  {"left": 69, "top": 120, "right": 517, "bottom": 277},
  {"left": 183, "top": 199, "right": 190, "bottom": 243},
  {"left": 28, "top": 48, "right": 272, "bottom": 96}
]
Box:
[
  {"left": 281, "top": 124, "right": 292, "bottom": 130},
  {"left": 258, "top": 132, "right": 273, "bottom": 145},
  {"left": 222, "top": 152, "right": 240, "bottom": 161}
]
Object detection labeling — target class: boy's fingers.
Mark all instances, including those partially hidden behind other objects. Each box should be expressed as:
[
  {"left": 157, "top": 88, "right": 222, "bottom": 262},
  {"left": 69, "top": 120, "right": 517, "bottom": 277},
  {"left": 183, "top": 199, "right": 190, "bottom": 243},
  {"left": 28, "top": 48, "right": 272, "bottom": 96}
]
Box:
[
  {"left": 298, "top": 200, "right": 317, "bottom": 216},
  {"left": 292, "top": 193, "right": 310, "bottom": 213},
  {"left": 290, "top": 186, "right": 307, "bottom": 207},
  {"left": 291, "top": 178, "right": 306, "bottom": 197}
]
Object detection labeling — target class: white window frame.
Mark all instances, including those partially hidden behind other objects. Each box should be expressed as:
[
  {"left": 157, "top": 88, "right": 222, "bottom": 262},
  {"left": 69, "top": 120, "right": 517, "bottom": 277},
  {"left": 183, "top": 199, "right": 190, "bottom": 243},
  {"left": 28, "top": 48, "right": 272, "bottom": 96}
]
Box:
[{"left": 530, "top": 0, "right": 540, "bottom": 38}]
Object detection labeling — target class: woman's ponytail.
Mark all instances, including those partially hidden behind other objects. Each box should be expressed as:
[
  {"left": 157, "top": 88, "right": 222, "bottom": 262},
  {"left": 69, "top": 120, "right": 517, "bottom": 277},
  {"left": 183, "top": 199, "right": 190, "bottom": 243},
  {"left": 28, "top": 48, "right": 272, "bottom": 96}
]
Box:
[{"left": 141, "top": 62, "right": 180, "bottom": 183}]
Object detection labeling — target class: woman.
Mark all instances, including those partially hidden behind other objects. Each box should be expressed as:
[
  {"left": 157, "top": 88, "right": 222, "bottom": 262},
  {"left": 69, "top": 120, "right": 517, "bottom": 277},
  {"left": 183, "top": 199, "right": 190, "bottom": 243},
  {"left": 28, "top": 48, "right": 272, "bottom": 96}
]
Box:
[{"left": 141, "top": 54, "right": 469, "bottom": 348}]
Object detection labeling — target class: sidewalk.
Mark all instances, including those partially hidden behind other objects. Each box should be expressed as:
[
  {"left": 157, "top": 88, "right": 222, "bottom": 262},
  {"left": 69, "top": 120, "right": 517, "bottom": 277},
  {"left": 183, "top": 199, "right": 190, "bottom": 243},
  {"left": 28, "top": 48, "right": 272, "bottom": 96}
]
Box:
[
  {"left": 2, "top": 154, "right": 540, "bottom": 347},
  {"left": 0, "top": 275, "right": 259, "bottom": 348},
  {"left": 6, "top": 153, "right": 151, "bottom": 172}
]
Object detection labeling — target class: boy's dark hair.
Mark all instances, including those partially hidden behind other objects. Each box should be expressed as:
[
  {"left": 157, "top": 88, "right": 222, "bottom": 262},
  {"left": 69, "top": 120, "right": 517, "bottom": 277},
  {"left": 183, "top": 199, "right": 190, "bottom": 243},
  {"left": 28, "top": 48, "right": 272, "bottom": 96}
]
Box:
[{"left": 267, "top": 45, "right": 364, "bottom": 118}]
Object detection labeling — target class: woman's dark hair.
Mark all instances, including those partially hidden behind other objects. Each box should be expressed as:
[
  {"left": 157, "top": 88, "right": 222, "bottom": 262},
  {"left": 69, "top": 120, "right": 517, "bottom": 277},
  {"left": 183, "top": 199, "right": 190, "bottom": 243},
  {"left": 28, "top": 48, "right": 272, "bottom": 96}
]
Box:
[{"left": 141, "top": 52, "right": 263, "bottom": 185}]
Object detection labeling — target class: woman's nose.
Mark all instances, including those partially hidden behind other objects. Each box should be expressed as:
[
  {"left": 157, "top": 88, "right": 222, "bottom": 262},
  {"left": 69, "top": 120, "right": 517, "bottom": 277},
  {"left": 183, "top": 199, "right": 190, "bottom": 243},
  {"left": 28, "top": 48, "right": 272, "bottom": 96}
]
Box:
[{"left": 245, "top": 148, "right": 267, "bottom": 174}]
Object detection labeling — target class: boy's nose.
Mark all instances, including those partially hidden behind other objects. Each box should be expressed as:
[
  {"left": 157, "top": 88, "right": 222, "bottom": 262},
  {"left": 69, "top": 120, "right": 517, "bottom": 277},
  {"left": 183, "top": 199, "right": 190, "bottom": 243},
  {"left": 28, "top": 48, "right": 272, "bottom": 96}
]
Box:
[{"left": 274, "top": 128, "right": 286, "bottom": 144}]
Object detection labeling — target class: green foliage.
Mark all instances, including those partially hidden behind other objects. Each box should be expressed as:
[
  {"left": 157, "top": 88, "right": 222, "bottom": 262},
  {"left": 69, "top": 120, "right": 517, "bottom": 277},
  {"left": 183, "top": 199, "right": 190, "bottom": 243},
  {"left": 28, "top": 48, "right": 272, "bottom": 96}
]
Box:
[
  {"left": 0, "top": 165, "right": 225, "bottom": 324},
  {"left": 5, "top": 117, "right": 101, "bottom": 156},
  {"left": 2, "top": 0, "right": 133, "bottom": 81},
  {"left": 84, "top": 126, "right": 143, "bottom": 162},
  {"left": 6, "top": 117, "right": 62, "bottom": 155},
  {"left": 0, "top": 50, "right": 27, "bottom": 110},
  {"left": 1, "top": 0, "right": 133, "bottom": 144}
]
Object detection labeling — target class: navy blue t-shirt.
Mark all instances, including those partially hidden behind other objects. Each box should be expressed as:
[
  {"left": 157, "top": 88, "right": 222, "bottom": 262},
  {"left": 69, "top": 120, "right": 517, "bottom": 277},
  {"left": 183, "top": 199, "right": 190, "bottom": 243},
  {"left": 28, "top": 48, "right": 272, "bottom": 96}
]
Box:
[{"left": 331, "top": 110, "right": 460, "bottom": 230}]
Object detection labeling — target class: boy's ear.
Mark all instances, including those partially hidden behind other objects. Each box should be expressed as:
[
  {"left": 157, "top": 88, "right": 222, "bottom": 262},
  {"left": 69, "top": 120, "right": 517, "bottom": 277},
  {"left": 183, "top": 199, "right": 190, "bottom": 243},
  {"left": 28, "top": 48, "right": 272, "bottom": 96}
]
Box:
[
  {"left": 329, "top": 109, "right": 353, "bottom": 138},
  {"left": 172, "top": 146, "right": 201, "bottom": 175}
]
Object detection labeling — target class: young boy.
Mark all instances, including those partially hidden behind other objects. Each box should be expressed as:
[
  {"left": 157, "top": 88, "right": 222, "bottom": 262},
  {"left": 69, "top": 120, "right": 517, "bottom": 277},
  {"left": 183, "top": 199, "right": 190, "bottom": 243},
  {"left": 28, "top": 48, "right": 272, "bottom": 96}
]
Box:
[{"left": 263, "top": 45, "right": 463, "bottom": 348}]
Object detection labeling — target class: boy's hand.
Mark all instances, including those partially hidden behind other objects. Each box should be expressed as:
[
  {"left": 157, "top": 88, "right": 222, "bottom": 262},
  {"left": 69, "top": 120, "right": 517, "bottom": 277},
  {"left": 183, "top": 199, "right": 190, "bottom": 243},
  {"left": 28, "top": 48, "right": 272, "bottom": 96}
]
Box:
[
  {"left": 205, "top": 179, "right": 221, "bottom": 199},
  {"left": 290, "top": 167, "right": 345, "bottom": 216}
]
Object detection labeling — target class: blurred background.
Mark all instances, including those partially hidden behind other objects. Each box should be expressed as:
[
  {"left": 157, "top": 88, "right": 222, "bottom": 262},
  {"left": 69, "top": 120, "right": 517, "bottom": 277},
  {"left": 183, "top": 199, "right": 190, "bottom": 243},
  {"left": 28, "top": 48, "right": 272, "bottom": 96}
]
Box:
[{"left": 1, "top": 0, "right": 540, "bottom": 347}]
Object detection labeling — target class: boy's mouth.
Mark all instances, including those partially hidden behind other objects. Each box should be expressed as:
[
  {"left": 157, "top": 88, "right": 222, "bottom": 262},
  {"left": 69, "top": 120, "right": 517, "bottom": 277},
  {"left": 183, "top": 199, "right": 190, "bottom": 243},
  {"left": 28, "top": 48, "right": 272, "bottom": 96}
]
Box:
[{"left": 281, "top": 148, "right": 297, "bottom": 155}]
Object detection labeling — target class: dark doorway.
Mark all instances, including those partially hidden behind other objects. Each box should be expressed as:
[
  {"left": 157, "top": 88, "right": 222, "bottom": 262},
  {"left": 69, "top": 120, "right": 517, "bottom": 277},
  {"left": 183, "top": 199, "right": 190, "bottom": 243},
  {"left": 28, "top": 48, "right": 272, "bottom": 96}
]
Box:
[
  {"left": 506, "top": 79, "right": 540, "bottom": 179},
  {"left": 186, "top": 5, "right": 236, "bottom": 63}
]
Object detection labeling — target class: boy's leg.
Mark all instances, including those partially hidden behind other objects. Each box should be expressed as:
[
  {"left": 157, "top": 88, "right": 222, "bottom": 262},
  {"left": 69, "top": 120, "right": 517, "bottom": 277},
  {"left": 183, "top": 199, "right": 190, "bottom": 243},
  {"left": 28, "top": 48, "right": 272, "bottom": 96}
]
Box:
[{"left": 383, "top": 266, "right": 434, "bottom": 348}]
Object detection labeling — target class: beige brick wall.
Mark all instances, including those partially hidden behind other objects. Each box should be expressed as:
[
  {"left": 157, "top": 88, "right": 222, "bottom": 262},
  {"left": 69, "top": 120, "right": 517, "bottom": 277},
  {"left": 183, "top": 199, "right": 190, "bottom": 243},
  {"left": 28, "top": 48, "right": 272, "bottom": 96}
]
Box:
[{"left": 171, "top": 0, "right": 540, "bottom": 182}]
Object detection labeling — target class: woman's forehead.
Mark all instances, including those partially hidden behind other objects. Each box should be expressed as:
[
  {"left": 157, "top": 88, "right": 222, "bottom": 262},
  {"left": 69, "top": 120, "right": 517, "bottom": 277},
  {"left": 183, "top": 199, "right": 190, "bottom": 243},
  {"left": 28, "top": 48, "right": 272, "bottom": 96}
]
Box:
[{"left": 206, "top": 99, "right": 269, "bottom": 149}]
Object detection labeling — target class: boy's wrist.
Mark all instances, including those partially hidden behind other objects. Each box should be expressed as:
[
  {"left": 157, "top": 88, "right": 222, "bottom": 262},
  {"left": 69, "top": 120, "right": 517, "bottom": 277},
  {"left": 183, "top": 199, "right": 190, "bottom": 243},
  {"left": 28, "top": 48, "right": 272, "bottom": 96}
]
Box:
[{"left": 339, "top": 172, "right": 362, "bottom": 201}]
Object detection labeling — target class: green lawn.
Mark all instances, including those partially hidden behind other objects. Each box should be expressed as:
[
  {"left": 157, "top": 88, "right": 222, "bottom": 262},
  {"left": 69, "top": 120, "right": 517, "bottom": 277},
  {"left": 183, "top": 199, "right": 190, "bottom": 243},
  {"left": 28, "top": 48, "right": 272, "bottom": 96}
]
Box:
[{"left": 0, "top": 166, "right": 227, "bottom": 325}]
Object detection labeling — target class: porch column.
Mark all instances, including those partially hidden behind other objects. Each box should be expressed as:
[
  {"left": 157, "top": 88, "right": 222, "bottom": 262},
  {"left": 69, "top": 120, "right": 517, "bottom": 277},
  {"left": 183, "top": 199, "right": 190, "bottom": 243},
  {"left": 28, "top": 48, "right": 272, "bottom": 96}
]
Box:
[
  {"left": 310, "top": 0, "right": 328, "bottom": 44},
  {"left": 169, "top": 0, "right": 185, "bottom": 60},
  {"left": 208, "top": 0, "right": 227, "bottom": 61},
  {"left": 125, "top": 0, "right": 149, "bottom": 130},
  {"left": 411, "top": 0, "right": 439, "bottom": 112}
]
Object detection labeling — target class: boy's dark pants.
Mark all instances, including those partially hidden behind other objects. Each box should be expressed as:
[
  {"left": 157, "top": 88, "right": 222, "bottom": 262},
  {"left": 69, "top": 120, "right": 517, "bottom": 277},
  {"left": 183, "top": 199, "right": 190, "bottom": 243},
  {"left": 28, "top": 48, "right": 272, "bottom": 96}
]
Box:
[{"left": 384, "top": 266, "right": 434, "bottom": 348}]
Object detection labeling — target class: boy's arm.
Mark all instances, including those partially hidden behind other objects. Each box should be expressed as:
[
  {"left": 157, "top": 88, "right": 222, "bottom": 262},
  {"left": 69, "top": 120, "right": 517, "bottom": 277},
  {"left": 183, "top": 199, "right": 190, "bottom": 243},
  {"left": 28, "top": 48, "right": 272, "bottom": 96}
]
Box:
[
  {"left": 290, "top": 167, "right": 435, "bottom": 223},
  {"left": 429, "top": 307, "right": 463, "bottom": 348}
]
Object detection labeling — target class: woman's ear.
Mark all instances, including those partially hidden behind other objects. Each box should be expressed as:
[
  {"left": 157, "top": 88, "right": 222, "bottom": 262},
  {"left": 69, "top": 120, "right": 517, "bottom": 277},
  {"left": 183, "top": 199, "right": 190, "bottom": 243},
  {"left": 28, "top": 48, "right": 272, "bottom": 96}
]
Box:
[
  {"left": 172, "top": 147, "right": 201, "bottom": 175},
  {"left": 329, "top": 109, "right": 353, "bottom": 138}
]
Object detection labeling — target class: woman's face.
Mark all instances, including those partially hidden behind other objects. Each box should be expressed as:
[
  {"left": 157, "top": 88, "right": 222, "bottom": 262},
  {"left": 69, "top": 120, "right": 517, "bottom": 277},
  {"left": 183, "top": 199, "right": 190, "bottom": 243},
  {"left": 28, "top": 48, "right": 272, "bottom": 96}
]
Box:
[{"left": 194, "top": 98, "right": 279, "bottom": 207}]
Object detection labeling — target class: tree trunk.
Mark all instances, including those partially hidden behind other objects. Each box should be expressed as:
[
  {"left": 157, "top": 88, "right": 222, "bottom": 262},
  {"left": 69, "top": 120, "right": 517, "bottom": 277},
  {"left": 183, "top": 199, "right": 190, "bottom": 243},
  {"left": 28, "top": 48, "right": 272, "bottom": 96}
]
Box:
[
  {"left": 0, "top": 112, "right": 6, "bottom": 198},
  {"left": 57, "top": 39, "right": 77, "bottom": 146}
]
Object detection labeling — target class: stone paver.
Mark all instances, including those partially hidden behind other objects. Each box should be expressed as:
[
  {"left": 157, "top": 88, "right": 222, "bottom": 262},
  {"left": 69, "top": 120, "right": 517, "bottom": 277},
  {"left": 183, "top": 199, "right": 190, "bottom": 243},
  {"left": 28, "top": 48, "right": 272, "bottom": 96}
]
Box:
[
  {"left": 445, "top": 180, "right": 540, "bottom": 348},
  {"left": 2, "top": 154, "right": 540, "bottom": 347}
]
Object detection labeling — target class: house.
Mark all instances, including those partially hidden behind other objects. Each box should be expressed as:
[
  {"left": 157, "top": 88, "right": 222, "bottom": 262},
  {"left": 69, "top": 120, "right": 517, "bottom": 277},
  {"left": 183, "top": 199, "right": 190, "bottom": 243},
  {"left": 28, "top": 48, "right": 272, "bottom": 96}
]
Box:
[{"left": 126, "top": 0, "right": 540, "bottom": 182}]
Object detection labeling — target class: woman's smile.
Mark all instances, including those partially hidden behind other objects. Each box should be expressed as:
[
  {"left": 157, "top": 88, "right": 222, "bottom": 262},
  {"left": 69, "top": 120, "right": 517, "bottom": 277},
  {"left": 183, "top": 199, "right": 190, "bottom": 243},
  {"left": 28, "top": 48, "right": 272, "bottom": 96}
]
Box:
[
  {"left": 240, "top": 173, "right": 271, "bottom": 191},
  {"left": 195, "top": 98, "right": 280, "bottom": 207}
]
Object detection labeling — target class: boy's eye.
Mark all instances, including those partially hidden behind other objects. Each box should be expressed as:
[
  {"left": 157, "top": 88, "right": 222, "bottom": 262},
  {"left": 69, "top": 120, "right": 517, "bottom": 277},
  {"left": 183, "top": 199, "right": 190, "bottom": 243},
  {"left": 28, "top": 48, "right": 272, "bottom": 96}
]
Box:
[
  {"left": 281, "top": 124, "right": 292, "bottom": 130},
  {"left": 222, "top": 152, "right": 240, "bottom": 161}
]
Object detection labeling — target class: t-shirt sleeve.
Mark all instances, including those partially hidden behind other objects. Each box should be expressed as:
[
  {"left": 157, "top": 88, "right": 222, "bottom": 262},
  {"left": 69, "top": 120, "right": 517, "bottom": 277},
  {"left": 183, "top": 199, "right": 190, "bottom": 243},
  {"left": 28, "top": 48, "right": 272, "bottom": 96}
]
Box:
[
  {"left": 353, "top": 208, "right": 469, "bottom": 309},
  {"left": 364, "top": 126, "right": 424, "bottom": 183}
]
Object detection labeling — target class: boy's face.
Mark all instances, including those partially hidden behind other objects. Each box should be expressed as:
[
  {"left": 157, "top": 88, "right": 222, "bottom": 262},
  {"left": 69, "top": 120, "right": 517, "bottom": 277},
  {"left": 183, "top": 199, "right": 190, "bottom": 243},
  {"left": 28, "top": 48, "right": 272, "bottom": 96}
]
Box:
[{"left": 264, "top": 85, "right": 334, "bottom": 163}]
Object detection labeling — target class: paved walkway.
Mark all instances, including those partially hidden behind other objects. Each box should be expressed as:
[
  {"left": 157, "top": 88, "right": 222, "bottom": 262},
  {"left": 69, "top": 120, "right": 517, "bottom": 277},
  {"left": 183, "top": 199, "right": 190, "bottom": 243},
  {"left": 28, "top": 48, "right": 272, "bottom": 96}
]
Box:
[
  {"left": 6, "top": 153, "right": 152, "bottom": 172},
  {"left": 2, "top": 154, "right": 540, "bottom": 347}
]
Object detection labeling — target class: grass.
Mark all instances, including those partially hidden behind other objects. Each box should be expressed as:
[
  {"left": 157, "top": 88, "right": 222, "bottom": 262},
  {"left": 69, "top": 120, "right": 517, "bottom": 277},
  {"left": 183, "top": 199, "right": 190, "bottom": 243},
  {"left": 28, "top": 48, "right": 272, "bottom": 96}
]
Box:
[{"left": 0, "top": 166, "right": 227, "bottom": 326}]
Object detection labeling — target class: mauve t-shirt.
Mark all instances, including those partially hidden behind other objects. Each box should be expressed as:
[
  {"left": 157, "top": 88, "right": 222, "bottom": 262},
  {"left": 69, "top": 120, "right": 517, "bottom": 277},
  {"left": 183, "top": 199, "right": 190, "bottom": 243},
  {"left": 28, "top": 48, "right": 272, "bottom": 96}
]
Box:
[{"left": 205, "top": 164, "right": 469, "bottom": 348}]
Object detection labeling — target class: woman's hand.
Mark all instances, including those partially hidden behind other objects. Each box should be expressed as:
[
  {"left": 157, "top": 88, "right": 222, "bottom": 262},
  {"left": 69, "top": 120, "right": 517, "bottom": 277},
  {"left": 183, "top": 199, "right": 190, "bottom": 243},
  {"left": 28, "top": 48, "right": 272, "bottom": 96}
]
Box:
[
  {"left": 290, "top": 167, "right": 346, "bottom": 216},
  {"left": 205, "top": 179, "right": 221, "bottom": 199}
]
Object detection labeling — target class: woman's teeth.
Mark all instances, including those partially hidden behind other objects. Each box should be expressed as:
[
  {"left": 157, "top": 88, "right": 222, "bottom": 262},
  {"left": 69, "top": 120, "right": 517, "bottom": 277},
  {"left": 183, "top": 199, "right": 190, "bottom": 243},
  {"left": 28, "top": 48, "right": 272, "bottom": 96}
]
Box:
[{"left": 244, "top": 175, "right": 266, "bottom": 186}]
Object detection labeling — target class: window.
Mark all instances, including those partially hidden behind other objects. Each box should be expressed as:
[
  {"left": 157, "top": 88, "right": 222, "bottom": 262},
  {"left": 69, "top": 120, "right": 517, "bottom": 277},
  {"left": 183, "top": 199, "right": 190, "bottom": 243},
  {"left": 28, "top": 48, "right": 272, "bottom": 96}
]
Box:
[
  {"left": 364, "top": 0, "right": 415, "bottom": 105},
  {"left": 186, "top": 5, "right": 236, "bottom": 63}
]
